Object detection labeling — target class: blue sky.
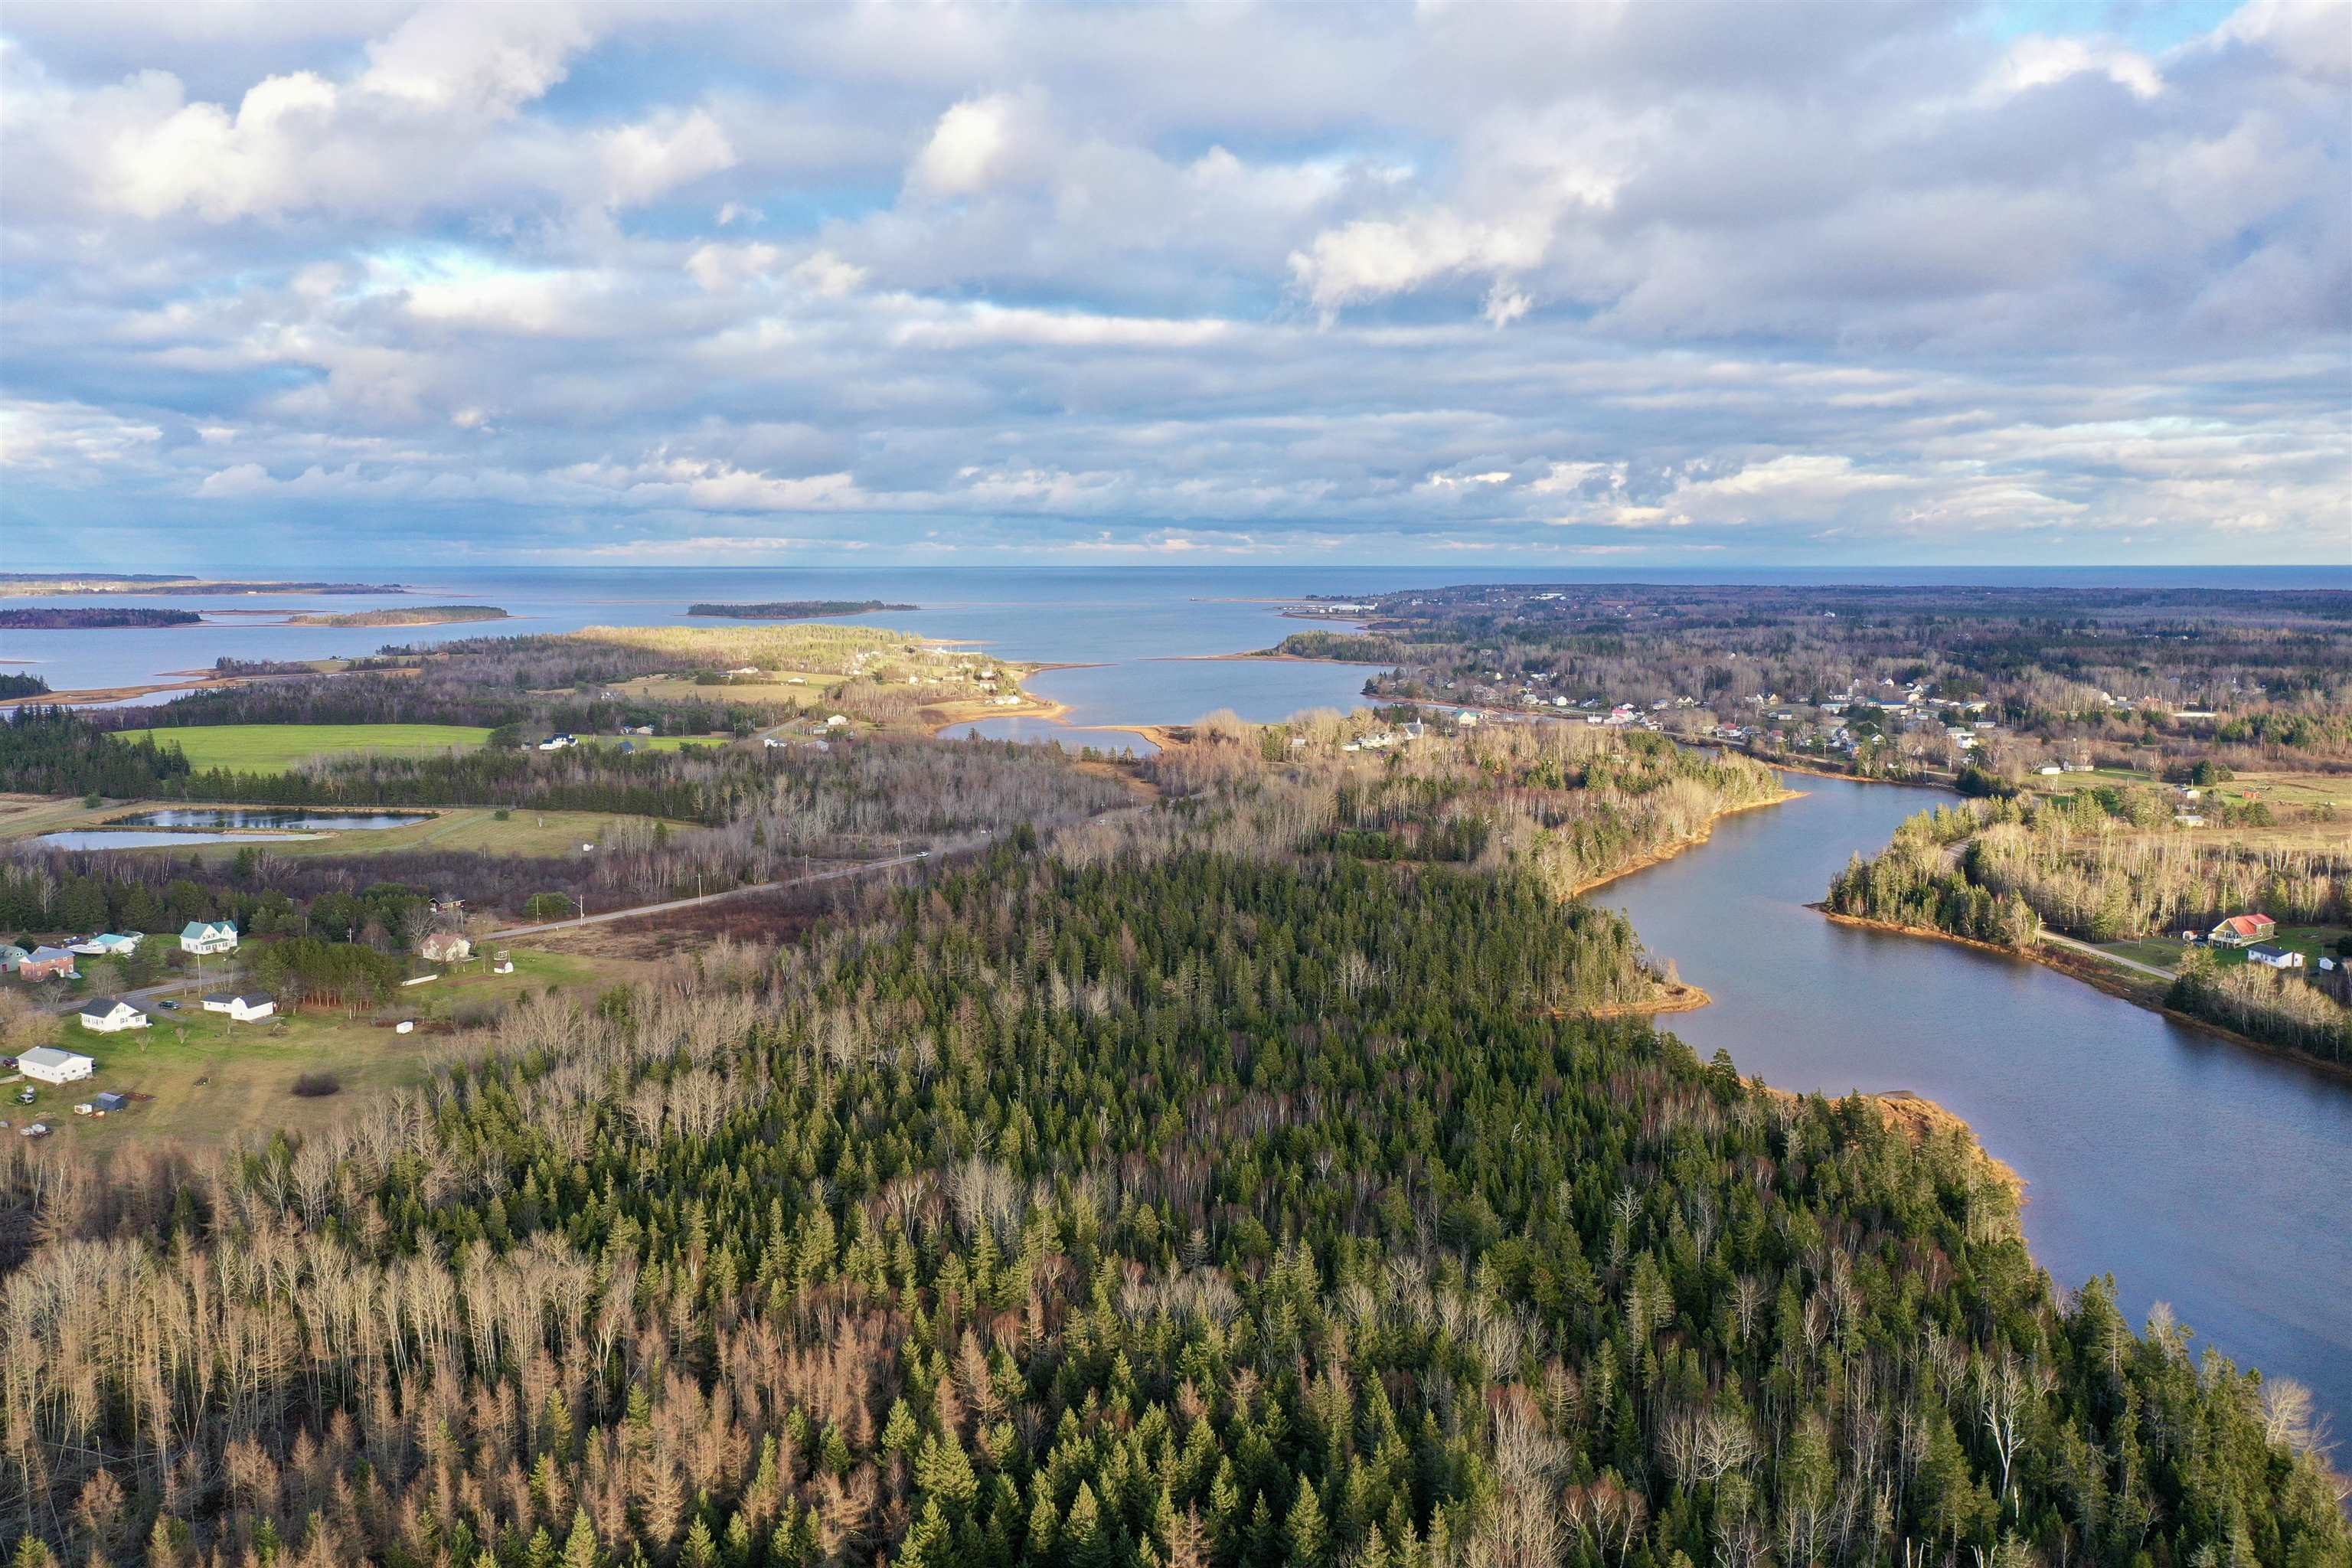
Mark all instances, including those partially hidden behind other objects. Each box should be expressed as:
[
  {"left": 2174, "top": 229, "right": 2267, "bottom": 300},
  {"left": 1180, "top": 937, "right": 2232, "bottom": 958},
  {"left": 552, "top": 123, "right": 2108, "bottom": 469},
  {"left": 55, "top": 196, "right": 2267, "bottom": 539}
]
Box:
[{"left": 0, "top": 1, "right": 2344, "bottom": 569}]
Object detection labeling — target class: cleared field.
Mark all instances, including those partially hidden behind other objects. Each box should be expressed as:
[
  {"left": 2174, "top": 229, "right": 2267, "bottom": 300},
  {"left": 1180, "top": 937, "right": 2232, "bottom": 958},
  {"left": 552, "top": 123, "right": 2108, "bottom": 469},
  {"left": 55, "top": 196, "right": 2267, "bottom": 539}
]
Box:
[
  {"left": 2206, "top": 773, "right": 2352, "bottom": 811},
  {"left": 119, "top": 723, "right": 491, "bottom": 772},
  {"left": 609, "top": 673, "right": 840, "bottom": 708},
  {"left": 34, "top": 950, "right": 607, "bottom": 1148},
  {"left": 2099, "top": 936, "right": 2190, "bottom": 971}
]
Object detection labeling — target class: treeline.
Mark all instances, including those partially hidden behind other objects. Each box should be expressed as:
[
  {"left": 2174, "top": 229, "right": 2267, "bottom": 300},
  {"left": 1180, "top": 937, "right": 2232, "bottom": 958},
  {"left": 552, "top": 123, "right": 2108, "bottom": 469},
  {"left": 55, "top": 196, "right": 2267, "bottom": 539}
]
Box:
[
  {"left": 0, "top": 711, "right": 194, "bottom": 797},
  {"left": 2169, "top": 951, "right": 2352, "bottom": 1063},
  {"left": 0, "top": 674, "right": 49, "bottom": 699},
  {"left": 0, "top": 815, "right": 2338, "bottom": 1563}
]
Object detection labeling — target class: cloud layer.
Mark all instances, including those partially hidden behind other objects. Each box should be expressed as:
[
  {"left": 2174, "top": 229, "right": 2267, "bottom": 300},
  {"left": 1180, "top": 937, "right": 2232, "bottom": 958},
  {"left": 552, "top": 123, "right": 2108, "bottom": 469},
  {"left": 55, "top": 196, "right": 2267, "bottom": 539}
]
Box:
[{"left": 2, "top": 1, "right": 2344, "bottom": 566}]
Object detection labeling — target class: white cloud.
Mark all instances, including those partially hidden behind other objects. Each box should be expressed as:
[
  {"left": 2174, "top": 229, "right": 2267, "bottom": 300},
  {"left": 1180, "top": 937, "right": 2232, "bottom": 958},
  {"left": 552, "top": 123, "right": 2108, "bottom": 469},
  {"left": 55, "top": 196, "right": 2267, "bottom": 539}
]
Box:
[{"left": 910, "top": 92, "right": 1023, "bottom": 196}]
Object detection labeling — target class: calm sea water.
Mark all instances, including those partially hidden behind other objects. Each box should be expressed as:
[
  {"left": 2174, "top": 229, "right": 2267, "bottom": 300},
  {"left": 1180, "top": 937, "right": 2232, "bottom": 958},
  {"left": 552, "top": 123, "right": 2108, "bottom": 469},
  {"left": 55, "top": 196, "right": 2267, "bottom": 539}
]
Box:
[{"left": 1598, "top": 772, "right": 2352, "bottom": 1433}]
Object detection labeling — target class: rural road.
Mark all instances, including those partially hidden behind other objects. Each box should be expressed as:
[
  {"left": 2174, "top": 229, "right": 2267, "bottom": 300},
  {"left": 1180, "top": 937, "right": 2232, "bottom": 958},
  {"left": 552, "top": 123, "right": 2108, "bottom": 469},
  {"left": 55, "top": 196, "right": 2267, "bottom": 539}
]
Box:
[
  {"left": 2039, "top": 929, "right": 2174, "bottom": 980},
  {"left": 481, "top": 848, "right": 936, "bottom": 939}
]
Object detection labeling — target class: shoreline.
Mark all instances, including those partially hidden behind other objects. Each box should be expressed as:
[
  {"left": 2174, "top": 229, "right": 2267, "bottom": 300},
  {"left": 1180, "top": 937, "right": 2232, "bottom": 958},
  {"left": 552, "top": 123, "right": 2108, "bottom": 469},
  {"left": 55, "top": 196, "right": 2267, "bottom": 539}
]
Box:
[
  {"left": 1813, "top": 906, "right": 2352, "bottom": 1086},
  {"left": 1566, "top": 789, "right": 1807, "bottom": 897},
  {"left": 1578, "top": 980, "right": 1714, "bottom": 1019},
  {"left": 1768, "top": 1084, "right": 2028, "bottom": 1207}
]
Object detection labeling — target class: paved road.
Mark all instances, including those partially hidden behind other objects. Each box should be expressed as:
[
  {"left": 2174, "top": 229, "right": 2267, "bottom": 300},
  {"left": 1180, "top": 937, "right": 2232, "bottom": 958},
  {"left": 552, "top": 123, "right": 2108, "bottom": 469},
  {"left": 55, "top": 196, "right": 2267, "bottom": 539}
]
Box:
[
  {"left": 2040, "top": 929, "right": 2174, "bottom": 980},
  {"left": 480, "top": 850, "right": 934, "bottom": 939}
]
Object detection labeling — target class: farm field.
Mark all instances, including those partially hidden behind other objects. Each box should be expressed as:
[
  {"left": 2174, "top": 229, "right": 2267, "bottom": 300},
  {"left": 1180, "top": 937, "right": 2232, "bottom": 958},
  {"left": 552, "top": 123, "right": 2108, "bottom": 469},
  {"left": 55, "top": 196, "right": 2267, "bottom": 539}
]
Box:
[
  {"left": 0, "top": 801, "right": 694, "bottom": 859},
  {"left": 29, "top": 950, "right": 610, "bottom": 1148},
  {"left": 118, "top": 722, "right": 491, "bottom": 772}
]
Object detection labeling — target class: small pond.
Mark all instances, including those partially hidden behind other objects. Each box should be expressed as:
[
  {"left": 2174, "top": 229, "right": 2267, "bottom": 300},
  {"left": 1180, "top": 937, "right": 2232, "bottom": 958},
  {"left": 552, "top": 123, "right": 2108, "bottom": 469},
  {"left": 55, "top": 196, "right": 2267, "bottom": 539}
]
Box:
[{"left": 107, "top": 808, "right": 436, "bottom": 831}]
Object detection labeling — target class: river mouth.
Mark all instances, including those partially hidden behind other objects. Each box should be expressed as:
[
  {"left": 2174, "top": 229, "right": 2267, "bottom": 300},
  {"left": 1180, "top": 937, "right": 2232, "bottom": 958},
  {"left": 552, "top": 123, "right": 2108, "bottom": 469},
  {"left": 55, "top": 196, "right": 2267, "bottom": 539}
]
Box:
[{"left": 103, "top": 808, "right": 435, "bottom": 831}]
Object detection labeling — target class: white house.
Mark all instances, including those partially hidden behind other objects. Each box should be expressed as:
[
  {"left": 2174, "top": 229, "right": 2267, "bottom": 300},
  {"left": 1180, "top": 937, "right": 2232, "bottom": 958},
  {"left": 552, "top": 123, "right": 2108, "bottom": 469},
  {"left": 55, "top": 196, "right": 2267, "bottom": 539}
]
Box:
[
  {"left": 180, "top": 920, "right": 238, "bottom": 956},
  {"left": 2245, "top": 944, "right": 2304, "bottom": 970},
  {"left": 201, "top": 992, "right": 278, "bottom": 1022},
  {"left": 537, "top": 733, "right": 577, "bottom": 751},
  {"left": 18, "top": 1047, "right": 94, "bottom": 1085},
  {"left": 419, "top": 931, "right": 472, "bottom": 963},
  {"left": 77, "top": 998, "right": 149, "bottom": 1034}
]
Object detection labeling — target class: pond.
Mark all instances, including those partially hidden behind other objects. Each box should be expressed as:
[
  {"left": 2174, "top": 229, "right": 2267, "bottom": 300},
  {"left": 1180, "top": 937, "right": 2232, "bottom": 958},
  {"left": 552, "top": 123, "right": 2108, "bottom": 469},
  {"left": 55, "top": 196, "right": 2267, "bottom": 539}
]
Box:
[{"left": 106, "top": 808, "right": 436, "bottom": 831}]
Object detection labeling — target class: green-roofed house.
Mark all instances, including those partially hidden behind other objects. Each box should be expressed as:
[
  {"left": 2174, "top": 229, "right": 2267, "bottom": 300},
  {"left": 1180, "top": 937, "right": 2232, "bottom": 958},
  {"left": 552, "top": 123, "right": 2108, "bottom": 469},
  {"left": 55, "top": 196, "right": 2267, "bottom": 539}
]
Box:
[{"left": 180, "top": 920, "right": 239, "bottom": 956}]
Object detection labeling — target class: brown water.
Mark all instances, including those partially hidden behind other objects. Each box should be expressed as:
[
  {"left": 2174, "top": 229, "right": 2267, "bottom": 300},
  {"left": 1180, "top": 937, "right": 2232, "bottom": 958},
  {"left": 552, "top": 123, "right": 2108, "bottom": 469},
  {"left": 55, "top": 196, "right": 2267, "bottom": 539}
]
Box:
[{"left": 1597, "top": 770, "right": 2352, "bottom": 1432}]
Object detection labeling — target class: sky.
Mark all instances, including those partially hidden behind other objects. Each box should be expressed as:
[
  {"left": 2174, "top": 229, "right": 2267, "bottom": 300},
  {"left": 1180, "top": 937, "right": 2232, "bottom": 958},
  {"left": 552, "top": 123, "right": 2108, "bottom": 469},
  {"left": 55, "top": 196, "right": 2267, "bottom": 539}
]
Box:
[{"left": 0, "top": 1, "right": 2345, "bottom": 570}]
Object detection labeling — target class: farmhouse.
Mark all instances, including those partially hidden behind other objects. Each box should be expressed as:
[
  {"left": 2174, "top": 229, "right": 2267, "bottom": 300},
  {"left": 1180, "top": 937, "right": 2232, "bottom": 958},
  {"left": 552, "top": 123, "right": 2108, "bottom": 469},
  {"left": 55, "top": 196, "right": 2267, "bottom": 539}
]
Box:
[
  {"left": 2208, "top": 913, "right": 2277, "bottom": 947},
  {"left": 2245, "top": 944, "right": 2303, "bottom": 970},
  {"left": 180, "top": 920, "right": 239, "bottom": 956},
  {"left": 419, "top": 931, "right": 472, "bottom": 963},
  {"left": 77, "top": 998, "right": 149, "bottom": 1034},
  {"left": 18, "top": 1047, "right": 94, "bottom": 1086},
  {"left": 201, "top": 992, "right": 278, "bottom": 1022},
  {"left": 19, "top": 946, "right": 77, "bottom": 980}
]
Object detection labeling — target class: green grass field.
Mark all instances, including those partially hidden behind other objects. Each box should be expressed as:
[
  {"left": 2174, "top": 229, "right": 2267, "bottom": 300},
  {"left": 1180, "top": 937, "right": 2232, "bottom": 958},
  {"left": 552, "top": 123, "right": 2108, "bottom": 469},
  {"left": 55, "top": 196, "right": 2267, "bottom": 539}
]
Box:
[
  {"left": 119, "top": 723, "right": 491, "bottom": 773},
  {"left": 29, "top": 950, "right": 606, "bottom": 1148}
]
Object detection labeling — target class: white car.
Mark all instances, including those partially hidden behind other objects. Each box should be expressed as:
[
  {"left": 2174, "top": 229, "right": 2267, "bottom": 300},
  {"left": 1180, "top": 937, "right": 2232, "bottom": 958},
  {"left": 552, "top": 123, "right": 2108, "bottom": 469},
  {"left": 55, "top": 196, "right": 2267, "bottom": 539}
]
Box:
[{"left": 21, "top": 1123, "right": 49, "bottom": 1138}]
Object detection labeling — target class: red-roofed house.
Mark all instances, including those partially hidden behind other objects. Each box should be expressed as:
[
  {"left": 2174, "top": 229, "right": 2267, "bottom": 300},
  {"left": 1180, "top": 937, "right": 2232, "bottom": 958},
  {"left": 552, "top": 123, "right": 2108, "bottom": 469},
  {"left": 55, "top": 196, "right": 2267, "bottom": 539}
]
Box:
[{"left": 2208, "top": 913, "right": 2277, "bottom": 947}]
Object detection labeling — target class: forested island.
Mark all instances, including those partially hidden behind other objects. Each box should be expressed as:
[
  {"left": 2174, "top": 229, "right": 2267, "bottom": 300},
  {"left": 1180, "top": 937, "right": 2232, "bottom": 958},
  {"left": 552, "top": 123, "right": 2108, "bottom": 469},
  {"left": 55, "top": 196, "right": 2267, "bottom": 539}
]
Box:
[
  {"left": 0, "top": 672, "right": 51, "bottom": 697},
  {"left": 689, "top": 599, "right": 920, "bottom": 619},
  {"left": 285, "top": 603, "right": 510, "bottom": 628},
  {"left": 0, "top": 703, "right": 2340, "bottom": 1565},
  {"left": 0, "top": 606, "right": 202, "bottom": 629}
]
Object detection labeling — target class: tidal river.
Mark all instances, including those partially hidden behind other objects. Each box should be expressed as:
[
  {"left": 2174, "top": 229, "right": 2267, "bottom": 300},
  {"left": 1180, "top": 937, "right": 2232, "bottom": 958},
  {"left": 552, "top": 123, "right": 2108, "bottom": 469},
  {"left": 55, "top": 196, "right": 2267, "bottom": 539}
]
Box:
[{"left": 1596, "top": 770, "right": 2352, "bottom": 1433}]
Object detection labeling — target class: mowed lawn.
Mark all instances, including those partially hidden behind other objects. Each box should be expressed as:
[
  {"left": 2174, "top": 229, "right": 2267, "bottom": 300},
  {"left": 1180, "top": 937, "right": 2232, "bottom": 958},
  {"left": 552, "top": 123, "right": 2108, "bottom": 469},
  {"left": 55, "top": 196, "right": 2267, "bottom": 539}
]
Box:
[
  {"left": 28, "top": 950, "right": 604, "bottom": 1148},
  {"left": 118, "top": 723, "right": 492, "bottom": 773}
]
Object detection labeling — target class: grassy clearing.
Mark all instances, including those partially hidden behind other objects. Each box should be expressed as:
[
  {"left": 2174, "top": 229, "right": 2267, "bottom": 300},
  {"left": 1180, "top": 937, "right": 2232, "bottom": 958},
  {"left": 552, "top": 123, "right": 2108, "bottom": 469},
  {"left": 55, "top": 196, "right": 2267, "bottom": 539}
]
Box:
[
  {"left": 2099, "top": 936, "right": 2190, "bottom": 970},
  {"left": 30, "top": 950, "right": 609, "bottom": 1149},
  {"left": 119, "top": 723, "right": 491, "bottom": 773}
]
